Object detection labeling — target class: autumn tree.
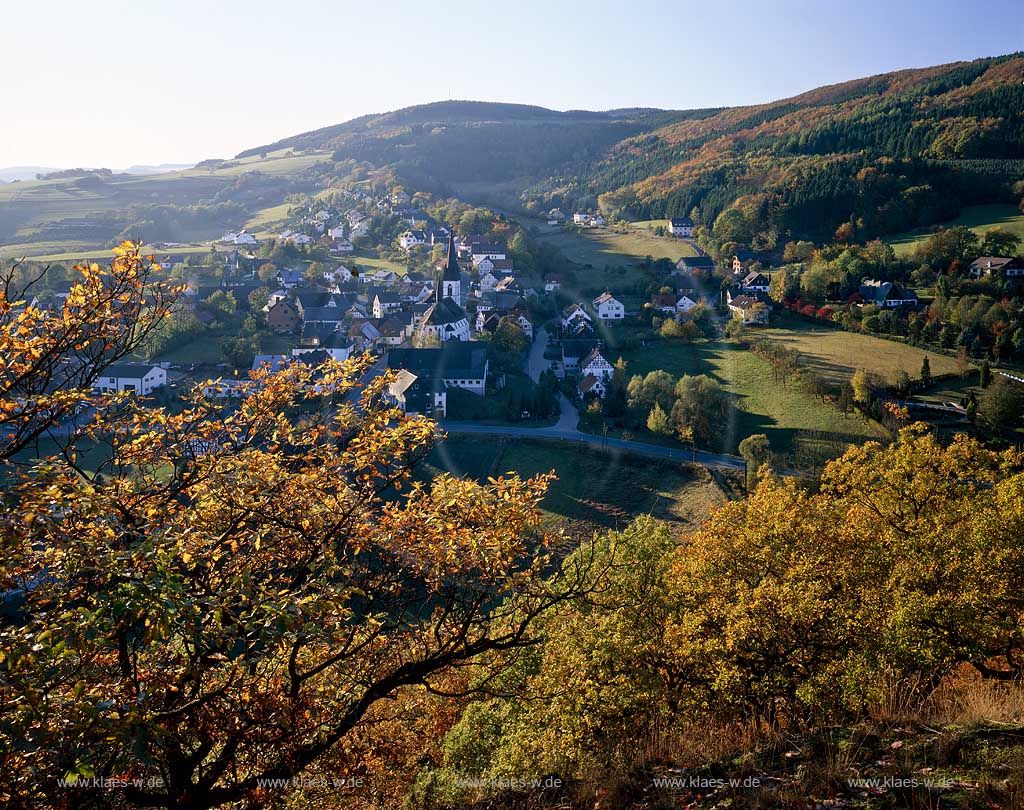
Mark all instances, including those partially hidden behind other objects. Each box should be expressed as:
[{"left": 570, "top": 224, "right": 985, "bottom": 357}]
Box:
[
  {"left": 738, "top": 433, "right": 771, "bottom": 491},
  {"left": 670, "top": 374, "right": 732, "bottom": 445},
  {"left": 851, "top": 368, "right": 871, "bottom": 403},
  {"left": 646, "top": 402, "right": 671, "bottom": 435},
  {"left": 979, "top": 378, "right": 1022, "bottom": 431},
  {"left": 0, "top": 244, "right": 596, "bottom": 808}
]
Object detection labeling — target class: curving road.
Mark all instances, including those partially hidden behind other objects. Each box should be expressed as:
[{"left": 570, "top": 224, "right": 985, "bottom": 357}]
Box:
[
  {"left": 437, "top": 420, "right": 745, "bottom": 470},
  {"left": 457, "top": 324, "right": 744, "bottom": 470}
]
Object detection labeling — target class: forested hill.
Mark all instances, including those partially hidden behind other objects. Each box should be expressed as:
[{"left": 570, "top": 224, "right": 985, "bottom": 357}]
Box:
[
  {"left": 240, "top": 54, "right": 1024, "bottom": 243},
  {"left": 236, "top": 101, "right": 722, "bottom": 191},
  {"left": 587, "top": 53, "right": 1024, "bottom": 241}
]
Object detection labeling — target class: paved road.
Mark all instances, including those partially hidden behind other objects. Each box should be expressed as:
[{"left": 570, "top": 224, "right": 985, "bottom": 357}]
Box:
[
  {"left": 524, "top": 326, "right": 580, "bottom": 431},
  {"left": 437, "top": 420, "right": 745, "bottom": 470}
]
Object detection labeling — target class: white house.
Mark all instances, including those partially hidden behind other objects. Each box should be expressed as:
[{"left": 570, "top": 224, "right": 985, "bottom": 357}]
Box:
[
  {"left": 580, "top": 348, "right": 614, "bottom": 381},
  {"left": 470, "top": 244, "right": 506, "bottom": 266},
  {"left": 562, "top": 303, "right": 592, "bottom": 331},
  {"left": 478, "top": 271, "right": 500, "bottom": 294},
  {"left": 676, "top": 294, "right": 699, "bottom": 313},
  {"left": 668, "top": 217, "right": 694, "bottom": 237},
  {"left": 740, "top": 271, "right": 771, "bottom": 294},
  {"left": 385, "top": 370, "right": 447, "bottom": 418},
  {"left": 578, "top": 374, "right": 607, "bottom": 399},
  {"left": 399, "top": 230, "right": 427, "bottom": 250},
  {"left": 220, "top": 229, "right": 258, "bottom": 246},
  {"left": 97, "top": 362, "right": 168, "bottom": 396},
  {"left": 728, "top": 295, "right": 769, "bottom": 325},
  {"left": 591, "top": 213, "right": 606, "bottom": 227},
  {"left": 592, "top": 292, "right": 625, "bottom": 321}
]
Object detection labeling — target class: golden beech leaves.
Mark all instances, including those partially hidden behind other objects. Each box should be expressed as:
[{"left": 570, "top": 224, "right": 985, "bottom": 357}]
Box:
[{"left": 0, "top": 246, "right": 592, "bottom": 809}]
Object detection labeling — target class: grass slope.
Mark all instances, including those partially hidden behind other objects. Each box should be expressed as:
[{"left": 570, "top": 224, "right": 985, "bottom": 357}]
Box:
[
  {"left": 610, "top": 337, "right": 886, "bottom": 460},
  {"left": 887, "top": 203, "right": 1024, "bottom": 256},
  {"left": 758, "top": 316, "right": 962, "bottom": 383},
  {"left": 535, "top": 225, "right": 698, "bottom": 267},
  {"left": 422, "top": 436, "right": 727, "bottom": 539}
]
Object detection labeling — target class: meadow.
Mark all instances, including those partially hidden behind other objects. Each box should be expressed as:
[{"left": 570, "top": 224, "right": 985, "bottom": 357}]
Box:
[
  {"left": 534, "top": 224, "right": 698, "bottom": 267},
  {"left": 757, "top": 315, "right": 962, "bottom": 383},
  {"left": 0, "top": 149, "right": 330, "bottom": 259},
  {"left": 607, "top": 333, "right": 887, "bottom": 461},
  {"left": 887, "top": 204, "right": 1024, "bottom": 256},
  {"left": 421, "top": 436, "right": 728, "bottom": 539}
]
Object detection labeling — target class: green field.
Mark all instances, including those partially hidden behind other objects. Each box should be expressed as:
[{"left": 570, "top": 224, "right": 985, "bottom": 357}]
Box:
[
  {"left": 758, "top": 316, "right": 962, "bottom": 384},
  {"left": 534, "top": 225, "right": 698, "bottom": 267},
  {"left": 423, "top": 436, "right": 728, "bottom": 539},
  {"left": 245, "top": 202, "right": 293, "bottom": 235},
  {"left": 6, "top": 244, "right": 212, "bottom": 264},
  {"left": 350, "top": 253, "right": 408, "bottom": 275},
  {"left": 0, "top": 149, "right": 330, "bottom": 259},
  {"left": 887, "top": 204, "right": 1024, "bottom": 256},
  {"left": 609, "top": 335, "right": 887, "bottom": 462}
]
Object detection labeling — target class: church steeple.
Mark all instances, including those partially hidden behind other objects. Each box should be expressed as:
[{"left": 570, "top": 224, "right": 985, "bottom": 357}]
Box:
[{"left": 440, "top": 233, "right": 461, "bottom": 306}]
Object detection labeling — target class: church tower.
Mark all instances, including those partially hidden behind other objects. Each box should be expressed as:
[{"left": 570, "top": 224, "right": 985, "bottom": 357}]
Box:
[{"left": 440, "top": 234, "right": 461, "bottom": 306}]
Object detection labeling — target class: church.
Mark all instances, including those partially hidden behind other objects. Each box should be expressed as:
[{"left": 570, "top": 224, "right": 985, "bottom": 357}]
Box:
[{"left": 417, "top": 235, "right": 470, "bottom": 343}]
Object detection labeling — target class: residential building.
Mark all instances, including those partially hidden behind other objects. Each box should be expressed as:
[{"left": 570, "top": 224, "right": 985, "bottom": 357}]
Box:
[
  {"left": 387, "top": 343, "right": 489, "bottom": 397},
  {"left": 578, "top": 374, "right": 607, "bottom": 399},
  {"left": 385, "top": 370, "right": 446, "bottom": 417},
  {"left": 97, "top": 362, "right": 167, "bottom": 396},
  {"left": 592, "top": 292, "right": 625, "bottom": 321},
  {"left": 858, "top": 279, "right": 919, "bottom": 308},
  {"left": 580, "top": 347, "right": 613, "bottom": 381},
  {"left": 266, "top": 300, "right": 300, "bottom": 333},
  {"left": 669, "top": 217, "right": 694, "bottom": 237},
  {"left": 740, "top": 271, "right": 771, "bottom": 294},
  {"left": 728, "top": 294, "right": 770, "bottom": 325},
  {"left": 561, "top": 303, "right": 592, "bottom": 331},
  {"left": 675, "top": 256, "right": 716, "bottom": 275},
  {"left": 969, "top": 256, "right": 1024, "bottom": 278}
]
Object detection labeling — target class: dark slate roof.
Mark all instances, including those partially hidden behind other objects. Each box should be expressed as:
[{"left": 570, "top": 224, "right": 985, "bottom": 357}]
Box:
[
  {"left": 105, "top": 362, "right": 163, "bottom": 378},
  {"left": 301, "top": 306, "right": 346, "bottom": 323},
  {"left": 561, "top": 338, "right": 600, "bottom": 360},
  {"left": 388, "top": 343, "right": 488, "bottom": 380},
  {"left": 421, "top": 297, "right": 467, "bottom": 326},
  {"left": 295, "top": 291, "right": 334, "bottom": 308}
]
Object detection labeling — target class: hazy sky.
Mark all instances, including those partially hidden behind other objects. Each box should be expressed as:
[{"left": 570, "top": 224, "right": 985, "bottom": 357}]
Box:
[{"left": 3, "top": 0, "right": 1022, "bottom": 168}]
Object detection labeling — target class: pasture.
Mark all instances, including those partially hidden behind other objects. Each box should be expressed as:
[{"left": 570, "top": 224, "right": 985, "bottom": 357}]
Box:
[
  {"left": 422, "top": 436, "right": 728, "bottom": 539},
  {"left": 609, "top": 334, "right": 887, "bottom": 462},
  {"left": 534, "top": 224, "right": 698, "bottom": 267},
  {"left": 757, "top": 316, "right": 962, "bottom": 384},
  {"left": 887, "top": 204, "right": 1024, "bottom": 256}
]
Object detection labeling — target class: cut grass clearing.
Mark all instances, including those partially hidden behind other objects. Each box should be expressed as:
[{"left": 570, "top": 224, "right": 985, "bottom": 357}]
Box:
[
  {"left": 887, "top": 204, "right": 1024, "bottom": 256},
  {"left": 422, "top": 436, "right": 728, "bottom": 539},
  {"left": 535, "top": 225, "right": 698, "bottom": 268},
  {"left": 757, "top": 316, "right": 963, "bottom": 385}
]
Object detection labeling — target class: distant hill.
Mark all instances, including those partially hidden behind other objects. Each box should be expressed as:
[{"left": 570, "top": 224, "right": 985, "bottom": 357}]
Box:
[
  {"left": 237, "top": 100, "right": 722, "bottom": 194},
  {"left": 120, "top": 163, "right": 194, "bottom": 175},
  {"left": 0, "top": 167, "right": 62, "bottom": 183},
  {"left": 240, "top": 55, "right": 1024, "bottom": 242}
]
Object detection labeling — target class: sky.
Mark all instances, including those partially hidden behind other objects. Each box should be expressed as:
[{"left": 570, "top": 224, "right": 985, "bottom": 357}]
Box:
[{"left": 2, "top": 0, "right": 1022, "bottom": 168}]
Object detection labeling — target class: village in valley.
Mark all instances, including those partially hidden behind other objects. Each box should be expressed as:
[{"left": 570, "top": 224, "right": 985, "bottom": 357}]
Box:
[{"left": 15, "top": 170, "right": 1022, "bottom": 499}]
